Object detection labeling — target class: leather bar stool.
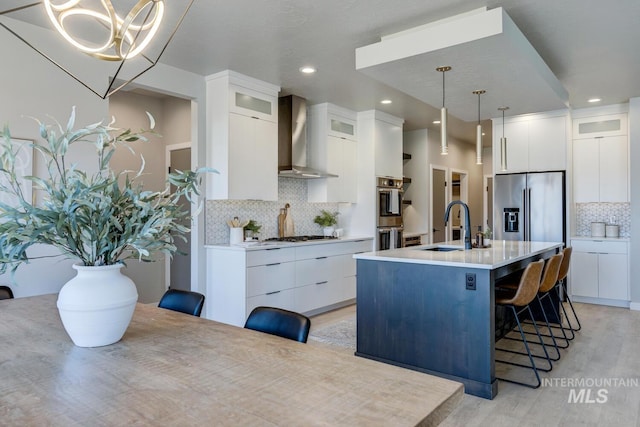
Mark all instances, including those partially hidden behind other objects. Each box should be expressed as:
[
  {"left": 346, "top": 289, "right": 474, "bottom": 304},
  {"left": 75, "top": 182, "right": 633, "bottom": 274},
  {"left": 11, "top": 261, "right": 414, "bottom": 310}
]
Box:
[
  {"left": 495, "top": 260, "right": 550, "bottom": 388},
  {"left": 556, "top": 247, "right": 581, "bottom": 333}
]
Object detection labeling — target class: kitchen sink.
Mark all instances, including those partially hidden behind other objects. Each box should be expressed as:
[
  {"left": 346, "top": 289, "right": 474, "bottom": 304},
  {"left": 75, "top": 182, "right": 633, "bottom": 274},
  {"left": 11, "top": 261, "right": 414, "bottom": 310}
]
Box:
[{"left": 420, "top": 246, "right": 463, "bottom": 252}]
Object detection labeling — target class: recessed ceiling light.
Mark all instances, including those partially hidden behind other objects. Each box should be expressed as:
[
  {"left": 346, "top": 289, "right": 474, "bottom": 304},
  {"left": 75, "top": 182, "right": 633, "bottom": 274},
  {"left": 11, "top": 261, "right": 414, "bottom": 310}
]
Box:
[
  {"left": 433, "top": 120, "right": 441, "bottom": 124},
  {"left": 299, "top": 66, "right": 316, "bottom": 74},
  {"left": 380, "top": 99, "right": 392, "bottom": 104},
  {"left": 588, "top": 97, "right": 602, "bottom": 103}
]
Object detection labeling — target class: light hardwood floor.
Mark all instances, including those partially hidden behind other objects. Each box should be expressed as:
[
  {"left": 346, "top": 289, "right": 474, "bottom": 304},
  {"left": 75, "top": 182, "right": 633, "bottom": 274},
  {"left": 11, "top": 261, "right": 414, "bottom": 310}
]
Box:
[{"left": 309, "top": 302, "right": 640, "bottom": 426}]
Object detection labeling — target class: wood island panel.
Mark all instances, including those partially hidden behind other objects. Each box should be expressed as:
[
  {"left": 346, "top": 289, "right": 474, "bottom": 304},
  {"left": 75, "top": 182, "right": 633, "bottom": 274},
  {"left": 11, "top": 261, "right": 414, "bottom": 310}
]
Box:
[{"left": 0, "top": 294, "right": 462, "bottom": 426}]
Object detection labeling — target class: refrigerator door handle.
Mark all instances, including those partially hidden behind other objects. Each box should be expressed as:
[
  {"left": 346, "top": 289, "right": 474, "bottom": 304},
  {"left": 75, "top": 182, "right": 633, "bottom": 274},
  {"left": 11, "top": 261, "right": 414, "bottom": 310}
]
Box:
[
  {"left": 522, "top": 189, "right": 528, "bottom": 240},
  {"left": 527, "top": 188, "right": 532, "bottom": 241}
]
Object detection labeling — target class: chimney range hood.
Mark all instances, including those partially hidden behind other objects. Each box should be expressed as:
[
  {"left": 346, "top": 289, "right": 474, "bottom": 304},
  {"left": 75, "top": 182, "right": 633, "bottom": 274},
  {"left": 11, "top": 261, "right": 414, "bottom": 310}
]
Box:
[{"left": 278, "top": 95, "right": 337, "bottom": 179}]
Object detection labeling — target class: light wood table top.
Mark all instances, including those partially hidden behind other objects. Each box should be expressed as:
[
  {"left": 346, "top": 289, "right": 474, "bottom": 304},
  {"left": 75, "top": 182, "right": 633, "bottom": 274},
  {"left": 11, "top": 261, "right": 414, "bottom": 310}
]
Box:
[{"left": 0, "top": 294, "right": 463, "bottom": 426}]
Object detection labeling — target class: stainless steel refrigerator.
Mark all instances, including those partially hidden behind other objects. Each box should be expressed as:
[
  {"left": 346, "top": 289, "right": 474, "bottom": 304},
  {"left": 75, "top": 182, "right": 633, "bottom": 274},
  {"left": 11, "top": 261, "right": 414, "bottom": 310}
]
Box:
[{"left": 494, "top": 171, "right": 565, "bottom": 243}]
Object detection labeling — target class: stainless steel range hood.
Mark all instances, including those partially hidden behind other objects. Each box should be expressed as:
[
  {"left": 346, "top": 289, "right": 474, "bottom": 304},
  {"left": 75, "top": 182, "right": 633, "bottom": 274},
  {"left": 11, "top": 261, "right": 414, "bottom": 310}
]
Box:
[{"left": 278, "top": 95, "right": 337, "bottom": 179}]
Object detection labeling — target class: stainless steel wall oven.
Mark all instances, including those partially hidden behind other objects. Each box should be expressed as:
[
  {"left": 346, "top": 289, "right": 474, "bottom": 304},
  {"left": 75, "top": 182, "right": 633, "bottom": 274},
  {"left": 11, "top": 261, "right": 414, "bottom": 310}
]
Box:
[{"left": 376, "top": 177, "right": 403, "bottom": 250}]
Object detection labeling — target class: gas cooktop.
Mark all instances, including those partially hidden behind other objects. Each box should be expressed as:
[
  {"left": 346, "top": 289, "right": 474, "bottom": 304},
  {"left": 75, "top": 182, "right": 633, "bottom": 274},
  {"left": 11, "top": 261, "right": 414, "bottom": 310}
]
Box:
[{"left": 264, "top": 235, "right": 338, "bottom": 243}]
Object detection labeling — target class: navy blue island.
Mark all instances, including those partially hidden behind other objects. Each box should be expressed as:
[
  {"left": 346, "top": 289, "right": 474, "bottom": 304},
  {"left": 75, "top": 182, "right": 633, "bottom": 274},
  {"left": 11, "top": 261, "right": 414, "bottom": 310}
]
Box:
[{"left": 354, "top": 240, "right": 563, "bottom": 399}]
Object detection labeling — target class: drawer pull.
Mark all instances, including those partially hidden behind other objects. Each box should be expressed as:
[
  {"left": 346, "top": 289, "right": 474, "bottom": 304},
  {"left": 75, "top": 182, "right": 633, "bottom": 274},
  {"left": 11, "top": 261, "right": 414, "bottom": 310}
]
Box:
[
  {"left": 355, "top": 251, "right": 366, "bottom": 254},
  {"left": 266, "top": 248, "right": 281, "bottom": 251},
  {"left": 316, "top": 281, "right": 328, "bottom": 285},
  {"left": 265, "top": 262, "right": 281, "bottom": 266},
  {"left": 266, "top": 291, "right": 281, "bottom": 295},
  {"left": 315, "top": 256, "right": 328, "bottom": 260}
]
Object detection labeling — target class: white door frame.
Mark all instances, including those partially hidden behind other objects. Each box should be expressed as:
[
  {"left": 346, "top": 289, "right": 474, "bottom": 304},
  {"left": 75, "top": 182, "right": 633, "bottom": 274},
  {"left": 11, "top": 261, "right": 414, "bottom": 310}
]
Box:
[
  {"left": 165, "top": 142, "right": 192, "bottom": 290},
  {"left": 483, "top": 174, "right": 493, "bottom": 232},
  {"left": 429, "top": 164, "right": 448, "bottom": 244}
]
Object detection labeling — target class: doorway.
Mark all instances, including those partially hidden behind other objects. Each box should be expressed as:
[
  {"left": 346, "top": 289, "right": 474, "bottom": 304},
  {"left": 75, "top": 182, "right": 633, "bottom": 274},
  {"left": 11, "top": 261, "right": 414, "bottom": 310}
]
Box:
[
  {"left": 166, "top": 143, "right": 192, "bottom": 291},
  {"left": 449, "top": 170, "right": 468, "bottom": 241},
  {"left": 430, "top": 165, "right": 447, "bottom": 243}
]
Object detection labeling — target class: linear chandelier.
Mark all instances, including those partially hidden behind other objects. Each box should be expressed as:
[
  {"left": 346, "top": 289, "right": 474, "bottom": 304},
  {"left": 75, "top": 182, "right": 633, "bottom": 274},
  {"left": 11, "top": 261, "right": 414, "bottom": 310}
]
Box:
[{"left": 0, "top": 0, "right": 194, "bottom": 98}]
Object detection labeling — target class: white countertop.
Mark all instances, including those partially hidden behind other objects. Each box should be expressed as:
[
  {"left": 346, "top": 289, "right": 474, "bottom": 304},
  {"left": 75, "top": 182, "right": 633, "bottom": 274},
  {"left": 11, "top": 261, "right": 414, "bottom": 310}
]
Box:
[
  {"left": 206, "top": 236, "right": 373, "bottom": 251},
  {"left": 354, "top": 240, "right": 564, "bottom": 270},
  {"left": 570, "top": 236, "right": 630, "bottom": 242}
]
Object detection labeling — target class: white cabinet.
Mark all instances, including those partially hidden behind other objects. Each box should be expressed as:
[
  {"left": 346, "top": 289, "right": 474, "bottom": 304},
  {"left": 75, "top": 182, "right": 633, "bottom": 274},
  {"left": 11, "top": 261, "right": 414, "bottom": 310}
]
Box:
[
  {"left": 206, "top": 71, "right": 280, "bottom": 201},
  {"left": 206, "top": 238, "right": 372, "bottom": 326},
  {"left": 308, "top": 104, "right": 358, "bottom": 203},
  {"left": 570, "top": 239, "right": 629, "bottom": 305},
  {"left": 573, "top": 135, "right": 628, "bottom": 202},
  {"left": 374, "top": 117, "right": 404, "bottom": 179},
  {"left": 492, "top": 113, "right": 567, "bottom": 173}
]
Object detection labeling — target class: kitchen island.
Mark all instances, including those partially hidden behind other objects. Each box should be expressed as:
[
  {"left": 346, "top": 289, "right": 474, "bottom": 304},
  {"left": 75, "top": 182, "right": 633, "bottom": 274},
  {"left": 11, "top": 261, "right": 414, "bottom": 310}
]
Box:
[{"left": 353, "top": 240, "right": 563, "bottom": 399}]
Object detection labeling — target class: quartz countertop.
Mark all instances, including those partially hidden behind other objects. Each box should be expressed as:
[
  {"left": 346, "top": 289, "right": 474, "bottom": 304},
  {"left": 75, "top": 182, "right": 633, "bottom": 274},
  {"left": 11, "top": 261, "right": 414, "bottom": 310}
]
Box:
[
  {"left": 354, "top": 240, "right": 563, "bottom": 270},
  {"left": 206, "top": 236, "right": 373, "bottom": 251},
  {"left": 570, "top": 236, "right": 630, "bottom": 242}
]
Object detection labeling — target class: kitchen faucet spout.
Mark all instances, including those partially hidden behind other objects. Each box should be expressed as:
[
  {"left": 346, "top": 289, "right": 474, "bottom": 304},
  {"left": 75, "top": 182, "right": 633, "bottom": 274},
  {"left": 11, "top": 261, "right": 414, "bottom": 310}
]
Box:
[{"left": 444, "top": 201, "right": 472, "bottom": 250}]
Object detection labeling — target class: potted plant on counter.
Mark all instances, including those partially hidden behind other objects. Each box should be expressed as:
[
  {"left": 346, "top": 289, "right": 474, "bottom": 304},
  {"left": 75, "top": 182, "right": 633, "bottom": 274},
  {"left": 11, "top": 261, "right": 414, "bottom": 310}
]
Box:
[
  {"left": 0, "top": 107, "right": 212, "bottom": 347},
  {"left": 244, "top": 219, "right": 262, "bottom": 240},
  {"left": 314, "top": 210, "right": 339, "bottom": 237}
]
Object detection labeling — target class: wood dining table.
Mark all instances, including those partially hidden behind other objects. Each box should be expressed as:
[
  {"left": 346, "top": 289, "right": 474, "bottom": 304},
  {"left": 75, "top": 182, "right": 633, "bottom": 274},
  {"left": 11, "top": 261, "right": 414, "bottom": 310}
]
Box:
[{"left": 0, "top": 294, "right": 463, "bottom": 426}]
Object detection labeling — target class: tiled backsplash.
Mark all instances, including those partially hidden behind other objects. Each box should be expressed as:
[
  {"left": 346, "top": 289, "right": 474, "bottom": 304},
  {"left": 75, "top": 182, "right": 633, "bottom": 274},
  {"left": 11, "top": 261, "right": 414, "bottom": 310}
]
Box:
[
  {"left": 205, "top": 178, "right": 340, "bottom": 244},
  {"left": 575, "top": 202, "right": 631, "bottom": 237}
]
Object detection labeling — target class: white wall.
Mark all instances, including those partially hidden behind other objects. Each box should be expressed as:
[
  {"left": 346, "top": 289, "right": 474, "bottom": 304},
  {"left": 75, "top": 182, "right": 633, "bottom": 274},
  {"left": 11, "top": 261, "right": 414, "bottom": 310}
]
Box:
[
  {"left": 629, "top": 97, "right": 640, "bottom": 307},
  {"left": 402, "top": 128, "right": 484, "bottom": 239},
  {"left": 0, "top": 20, "right": 207, "bottom": 300}
]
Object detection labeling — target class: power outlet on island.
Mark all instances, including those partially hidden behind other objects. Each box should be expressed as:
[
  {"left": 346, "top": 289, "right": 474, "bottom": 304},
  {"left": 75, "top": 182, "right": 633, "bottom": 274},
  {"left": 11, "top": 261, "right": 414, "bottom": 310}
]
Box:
[{"left": 465, "top": 273, "right": 476, "bottom": 291}]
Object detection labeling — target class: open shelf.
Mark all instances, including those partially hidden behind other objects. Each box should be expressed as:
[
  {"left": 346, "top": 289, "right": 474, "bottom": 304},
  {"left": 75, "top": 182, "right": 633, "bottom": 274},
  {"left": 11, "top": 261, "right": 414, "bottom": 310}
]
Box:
[
  {"left": 403, "top": 152, "right": 412, "bottom": 160},
  {"left": 403, "top": 177, "right": 412, "bottom": 184}
]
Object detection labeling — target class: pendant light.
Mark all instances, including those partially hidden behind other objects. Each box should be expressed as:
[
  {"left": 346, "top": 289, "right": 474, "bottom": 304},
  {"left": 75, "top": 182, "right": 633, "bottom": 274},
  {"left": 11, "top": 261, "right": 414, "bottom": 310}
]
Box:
[
  {"left": 473, "top": 90, "right": 485, "bottom": 165},
  {"left": 498, "top": 106, "right": 510, "bottom": 171},
  {"left": 436, "top": 66, "right": 451, "bottom": 155}
]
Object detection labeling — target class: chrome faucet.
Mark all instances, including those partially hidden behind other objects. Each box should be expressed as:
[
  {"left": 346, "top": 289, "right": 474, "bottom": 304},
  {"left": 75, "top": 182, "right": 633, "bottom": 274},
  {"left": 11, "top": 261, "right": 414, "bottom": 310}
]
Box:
[{"left": 444, "top": 201, "right": 472, "bottom": 250}]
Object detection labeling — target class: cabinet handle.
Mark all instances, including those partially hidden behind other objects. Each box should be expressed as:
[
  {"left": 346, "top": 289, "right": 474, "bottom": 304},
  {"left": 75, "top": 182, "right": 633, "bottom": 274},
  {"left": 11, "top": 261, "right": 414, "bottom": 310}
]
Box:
[
  {"left": 266, "top": 290, "right": 281, "bottom": 295},
  {"left": 355, "top": 251, "right": 366, "bottom": 254},
  {"left": 265, "top": 262, "right": 281, "bottom": 266},
  {"left": 315, "top": 281, "right": 328, "bottom": 285},
  {"left": 266, "top": 248, "right": 281, "bottom": 251},
  {"left": 251, "top": 116, "right": 260, "bottom": 120},
  {"left": 315, "top": 256, "right": 328, "bottom": 260},
  {"left": 354, "top": 240, "right": 367, "bottom": 242}
]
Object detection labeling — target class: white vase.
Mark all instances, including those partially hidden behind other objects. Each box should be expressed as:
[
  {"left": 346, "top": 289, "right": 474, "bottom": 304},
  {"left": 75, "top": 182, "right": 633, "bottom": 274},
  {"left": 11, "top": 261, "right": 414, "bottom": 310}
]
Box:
[
  {"left": 323, "top": 226, "right": 335, "bottom": 237},
  {"left": 57, "top": 264, "right": 138, "bottom": 347}
]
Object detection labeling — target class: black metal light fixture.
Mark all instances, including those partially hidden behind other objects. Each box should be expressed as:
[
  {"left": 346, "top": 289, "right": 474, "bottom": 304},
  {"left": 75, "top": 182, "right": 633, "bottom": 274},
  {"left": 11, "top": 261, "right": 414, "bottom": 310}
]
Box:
[{"left": 473, "top": 89, "right": 485, "bottom": 165}]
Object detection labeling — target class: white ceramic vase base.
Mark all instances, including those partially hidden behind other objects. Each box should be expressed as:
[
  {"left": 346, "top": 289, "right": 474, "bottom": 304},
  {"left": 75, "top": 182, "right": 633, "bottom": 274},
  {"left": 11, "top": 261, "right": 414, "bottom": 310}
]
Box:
[
  {"left": 57, "top": 264, "right": 138, "bottom": 347},
  {"left": 323, "top": 227, "right": 335, "bottom": 237}
]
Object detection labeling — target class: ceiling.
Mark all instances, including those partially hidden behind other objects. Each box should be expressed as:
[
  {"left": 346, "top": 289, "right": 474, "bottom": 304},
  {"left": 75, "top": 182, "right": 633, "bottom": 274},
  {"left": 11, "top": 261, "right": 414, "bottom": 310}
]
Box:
[{"left": 9, "top": 1, "right": 640, "bottom": 144}]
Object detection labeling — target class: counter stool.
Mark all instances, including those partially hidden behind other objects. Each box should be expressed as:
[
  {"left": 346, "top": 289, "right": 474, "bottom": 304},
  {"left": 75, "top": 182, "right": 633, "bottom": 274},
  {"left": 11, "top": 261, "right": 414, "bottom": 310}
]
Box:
[
  {"left": 556, "top": 247, "right": 581, "bottom": 333},
  {"left": 495, "top": 260, "right": 549, "bottom": 389},
  {"left": 499, "top": 255, "right": 564, "bottom": 363}
]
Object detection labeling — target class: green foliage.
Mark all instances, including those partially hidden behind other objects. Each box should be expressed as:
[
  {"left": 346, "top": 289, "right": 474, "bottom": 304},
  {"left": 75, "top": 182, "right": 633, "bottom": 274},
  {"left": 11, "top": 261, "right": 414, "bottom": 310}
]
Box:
[
  {"left": 0, "top": 107, "right": 214, "bottom": 274},
  {"left": 244, "top": 219, "right": 261, "bottom": 233},
  {"left": 313, "top": 210, "right": 339, "bottom": 227}
]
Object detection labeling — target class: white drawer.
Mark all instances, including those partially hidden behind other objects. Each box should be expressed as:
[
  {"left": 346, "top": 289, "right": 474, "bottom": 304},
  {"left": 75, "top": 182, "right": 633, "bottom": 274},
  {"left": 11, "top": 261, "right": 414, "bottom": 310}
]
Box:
[
  {"left": 295, "top": 280, "right": 344, "bottom": 313},
  {"left": 295, "top": 256, "right": 341, "bottom": 286},
  {"left": 246, "top": 288, "right": 296, "bottom": 317},
  {"left": 571, "top": 239, "right": 627, "bottom": 254},
  {"left": 342, "top": 239, "right": 373, "bottom": 255},
  {"left": 296, "top": 243, "right": 343, "bottom": 259},
  {"left": 247, "top": 262, "right": 295, "bottom": 297},
  {"left": 342, "top": 276, "right": 356, "bottom": 300},
  {"left": 247, "top": 247, "right": 295, "bottom": 267}
]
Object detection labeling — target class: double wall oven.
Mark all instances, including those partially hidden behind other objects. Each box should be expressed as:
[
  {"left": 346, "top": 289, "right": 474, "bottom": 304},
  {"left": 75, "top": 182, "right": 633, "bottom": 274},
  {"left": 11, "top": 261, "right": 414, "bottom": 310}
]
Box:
[{"left": 376, "top": 177, "right": 403, "bottom": 250}]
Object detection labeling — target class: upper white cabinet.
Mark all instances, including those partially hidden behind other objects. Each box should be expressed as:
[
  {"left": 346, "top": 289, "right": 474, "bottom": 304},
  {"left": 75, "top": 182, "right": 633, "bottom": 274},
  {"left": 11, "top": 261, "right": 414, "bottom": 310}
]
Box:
[
  {"left": 572, "top": 113, "right": 628, "bottom": 203},
  {"left": 206, "top": 71, "right": 280, "bottom": 200},
  {"left": 357, "top": 110, "right": 404, "bottom": 180},
  {"left": 493, "top": 113, "right": 568, "bottom": 173},
  {"left": 308, "top": 104, "right": 358, "bottom": 203}
]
